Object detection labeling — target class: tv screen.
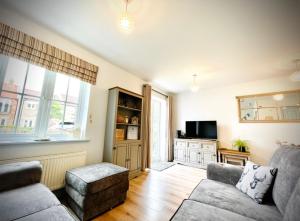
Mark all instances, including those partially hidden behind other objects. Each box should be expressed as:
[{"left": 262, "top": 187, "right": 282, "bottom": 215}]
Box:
[{"left": 185, "top": 121, "right": 217, "bottom": 139}]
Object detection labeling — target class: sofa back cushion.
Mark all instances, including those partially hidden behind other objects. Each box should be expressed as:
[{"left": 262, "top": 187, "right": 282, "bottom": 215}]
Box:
[
  {"left": 269, "top": 145, "right": 300, "bottom": 215},
  {"left": 283, "top": 178, "right": 300, "bottom": 221}
]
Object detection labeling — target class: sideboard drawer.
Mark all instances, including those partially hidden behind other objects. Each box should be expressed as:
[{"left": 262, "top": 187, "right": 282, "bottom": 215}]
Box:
[
  {"left": 187, "top": 142, "right": 200, "bottom": 148},
  {"left": 202, "top": 143, "right": 216, "bottom": 152},
  {"left": 175, "top": 140, "right": 186, "bottom": 147}
]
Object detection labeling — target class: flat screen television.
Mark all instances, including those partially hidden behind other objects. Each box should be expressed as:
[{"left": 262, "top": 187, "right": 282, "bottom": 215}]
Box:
[{"left": 185, "top": 121, "right": 217, "bottom": 139}]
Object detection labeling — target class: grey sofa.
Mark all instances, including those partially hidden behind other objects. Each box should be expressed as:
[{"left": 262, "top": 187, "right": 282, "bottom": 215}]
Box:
[
  {"left": 0, "top": 161, "right": 76, "bottom": 221},
  {"left": 171, "top": 145, "right": 300, "bottom": 221}
]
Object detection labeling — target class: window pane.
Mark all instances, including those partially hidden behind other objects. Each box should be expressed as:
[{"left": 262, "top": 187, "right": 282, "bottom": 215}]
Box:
[
  {"left": 48, "top": 101, "right": 64, "bottom": 134},
  {"left": 53, "top": 73, "right": 68, "bottom": 101},
  {"left": 3, "top": 57, "right": 28, "bottom": 93},
  {"left": 0, "top": 92, "right": 20, "bottom": 133},
  {"left": 17, "top": 96, "right": 40, "bottom": 134},
  {"left": 24, "top": 65, "right": 45, "bottom": 96},
  {"left": 64, "top": 104, "right": 77, "bottom": 128},
  {"left": 67, "top": 78, "right": 80, "bottom": 103}
]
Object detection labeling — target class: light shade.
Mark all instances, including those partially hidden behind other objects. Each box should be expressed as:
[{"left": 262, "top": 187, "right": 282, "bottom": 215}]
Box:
[
  {"left": 190, "top": 85, "right": 199, "bottom": 92},
  {"left": 120, "top": 14, "right": 133, "bottom": 32},
  {"left": 273, "top": 94, "right": 284, "bottom": 101},
  {"left": 290, "top": 70, "right": 300, "bottom": 82}
]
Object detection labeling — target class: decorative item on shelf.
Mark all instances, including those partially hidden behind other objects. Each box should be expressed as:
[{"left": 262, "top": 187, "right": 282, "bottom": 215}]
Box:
[
  {"left": 117, "top": 115, "right": 125, "bottom": 123},
  {"left": 124, "top": 116, "right": 129, "bottom": 124},
  {"left": 127, "top": 126, "right": 138, "bottom": 140},
  {"left": 233, "top": 139, "right": 248, "bottom": 152},
  {"left": 131, "top": 116, "right": 139, "bottom": 125},
  {"left": 115, "top": 129, "right": 125, "bottom": 141}
]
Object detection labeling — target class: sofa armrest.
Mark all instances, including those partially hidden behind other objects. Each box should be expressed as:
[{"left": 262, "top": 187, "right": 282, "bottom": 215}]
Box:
[
  {"left": 0, "top": 161, "right": 42, "bottom": 192},
  {"left": 207, "top": 163, "right": 243, "bottom": 186}
]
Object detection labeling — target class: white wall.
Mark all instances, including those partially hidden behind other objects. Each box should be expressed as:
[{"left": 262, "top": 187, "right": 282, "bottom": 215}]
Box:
[
  {"left": 174, "top": 76, "right": 300, "bottom": 164},
  {"left": 0, "top": 7, "right": 146, "bottom": 164}
]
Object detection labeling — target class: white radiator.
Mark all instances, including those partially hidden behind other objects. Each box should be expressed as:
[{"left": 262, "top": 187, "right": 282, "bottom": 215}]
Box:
[{"left": 0, "top": 151, "right": 86, "bottom": 190}]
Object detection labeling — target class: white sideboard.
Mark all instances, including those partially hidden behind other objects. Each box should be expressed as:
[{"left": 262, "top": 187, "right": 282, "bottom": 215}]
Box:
[{"left": 174, "top": 138, "right": 217, "bottom": 169}]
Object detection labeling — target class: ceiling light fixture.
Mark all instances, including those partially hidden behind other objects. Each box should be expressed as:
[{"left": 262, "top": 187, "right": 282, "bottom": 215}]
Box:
[
  {"left": 190, "top": 74, "right": 199, "bottom": 92},
  {"left": 273, "top": 94, "right": 284, "bottom": 101},
  {"left": 120, "top": 0, "right": 133, "bottom": 33},
  {"left": 290, "top": 59, "right": 300, "bottom": 82}
]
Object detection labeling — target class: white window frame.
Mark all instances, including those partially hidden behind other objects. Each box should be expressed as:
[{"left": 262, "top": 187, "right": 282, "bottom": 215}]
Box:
[{"left": 0, "top": 55, "right": 90, "bottom": 142}]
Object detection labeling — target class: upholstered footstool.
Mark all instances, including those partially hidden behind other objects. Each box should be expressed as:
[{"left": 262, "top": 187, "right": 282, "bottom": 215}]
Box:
[{"left": 65, "top": 163, "right": 129, "bottom": 221}]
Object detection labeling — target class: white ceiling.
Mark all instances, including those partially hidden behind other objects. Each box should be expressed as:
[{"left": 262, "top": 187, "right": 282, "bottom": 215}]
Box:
[{"left": 1, "top": 0, "right": 300, "bottom": 93}]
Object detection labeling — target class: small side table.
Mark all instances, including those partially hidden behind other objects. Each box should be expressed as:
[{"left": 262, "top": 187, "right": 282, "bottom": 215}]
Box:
[{"left": 218, "top": 149, "right": 250, "bottom": 166}]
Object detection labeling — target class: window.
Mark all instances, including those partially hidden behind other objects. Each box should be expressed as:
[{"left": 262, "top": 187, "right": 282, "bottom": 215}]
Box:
[
  {"left": 0, "top": 55, "right": 90, "bottom": 140},
  {"left": 0, "top": 118, "right": 6, "bottom": 126}
]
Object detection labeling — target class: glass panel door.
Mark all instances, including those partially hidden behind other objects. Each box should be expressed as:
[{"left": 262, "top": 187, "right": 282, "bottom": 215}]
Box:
[{"left": 151, "top": 91, "right": 168, "bottom": 163}]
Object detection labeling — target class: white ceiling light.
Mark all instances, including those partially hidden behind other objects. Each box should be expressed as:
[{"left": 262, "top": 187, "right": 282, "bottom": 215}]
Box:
[
  {"left": 120, "top": 0, "right": 133, "bottom": 33},
  {"left": 290, "top": 59, "right": 300, "bottom": 82},
  {"left": 273, "top": 94, "right": 284, "bottom": 101},
  {"left": 190, "top": 74, "right": 199, "bottom": 92}
]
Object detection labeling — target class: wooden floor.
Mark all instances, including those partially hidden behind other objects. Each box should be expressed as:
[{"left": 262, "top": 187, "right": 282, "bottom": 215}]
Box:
[{"left": 93, "top": 164, "right": 206, "bottom": 221}]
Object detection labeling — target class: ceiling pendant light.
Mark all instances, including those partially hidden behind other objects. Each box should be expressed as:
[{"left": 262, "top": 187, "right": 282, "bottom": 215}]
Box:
[
  {"left": 120, "top": 0, "right": 133, "bottom": 33},
  {"left": 290, "top": 59, "right": 300, "bottom": 82},
  {"left": 190, "top": 74, "right": 199, "bottom": 92}
]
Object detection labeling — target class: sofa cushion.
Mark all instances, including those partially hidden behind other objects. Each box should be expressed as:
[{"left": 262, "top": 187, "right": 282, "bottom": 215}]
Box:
[
  {"left": 269, "top": 145, "right": 300, "bottom": 215},
  {"left": 236, "top": 161, "right": 277, "bottom": 203},
  {"left": 15, "top": 205, "right": 76, "bottom": 221},
  {"left": 170, "top": 199, "right": 255, "bottom": 221},
  {"left": 0, "top": 161, "right": 42, "bottom": 192},
  {"left": 283, "top": 178, "right": 300, "bottom": 221},
  {"left": 65, "top": 163, "right": 129, "bottom": 195},
  {"left": 0, "top": 183, "right": 60, "bottom": 221},
  {"left": 189, "top": 179, "right": 282, "bottom": 221}
]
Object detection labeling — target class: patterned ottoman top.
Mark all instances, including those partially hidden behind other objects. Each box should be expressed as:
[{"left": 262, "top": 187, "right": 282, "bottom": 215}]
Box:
[{"left": 66, "top": 163, "right": 129, "bottom": 195}]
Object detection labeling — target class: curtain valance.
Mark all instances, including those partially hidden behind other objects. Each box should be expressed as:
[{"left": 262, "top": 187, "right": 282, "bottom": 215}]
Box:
[{"left": 0, "top": 22, "right": 98, "bottom": 85}]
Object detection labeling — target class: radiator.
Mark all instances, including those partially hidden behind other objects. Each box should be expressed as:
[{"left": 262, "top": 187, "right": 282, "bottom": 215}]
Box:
[{"left": 0, "top": 151, "right": 86, "bottom": 190}]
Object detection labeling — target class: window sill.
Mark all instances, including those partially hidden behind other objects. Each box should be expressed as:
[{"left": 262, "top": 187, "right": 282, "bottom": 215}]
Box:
[{"left": 0, "top": 138, "right": 90, "bottom": 146}]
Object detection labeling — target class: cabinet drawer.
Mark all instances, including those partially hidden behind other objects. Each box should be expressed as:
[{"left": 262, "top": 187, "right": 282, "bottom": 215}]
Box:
[
  {"left": 175, "top": 140, "right": 186, "bottom": 147},
  {"left": 202, "top": 143, "right": 216, "bottom": 152},
  {"left": 187, "top": 142, "right": 200, "bottom": 148}
]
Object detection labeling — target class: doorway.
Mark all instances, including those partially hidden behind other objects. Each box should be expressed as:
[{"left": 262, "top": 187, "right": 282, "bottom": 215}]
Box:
[{"left": 151, "top": 90, "right": 168, "bottom": 164}]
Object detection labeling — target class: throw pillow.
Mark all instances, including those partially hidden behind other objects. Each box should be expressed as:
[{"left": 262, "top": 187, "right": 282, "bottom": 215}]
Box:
[{"left": 236, "top": 161, "right": 277, "bottom": 204}]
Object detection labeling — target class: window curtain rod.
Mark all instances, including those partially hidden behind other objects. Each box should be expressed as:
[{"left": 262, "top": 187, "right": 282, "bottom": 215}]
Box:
[{"left": 152, "top": 88, "right": 168, "bottom": 97}]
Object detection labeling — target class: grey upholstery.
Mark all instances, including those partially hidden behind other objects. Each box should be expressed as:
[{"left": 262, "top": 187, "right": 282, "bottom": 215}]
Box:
[
  {"left": 16, "top": 205, "right": 76, "bottom": 221},
  {"left": 65, "top": 162, "right": 129, "bottom": 221},
  {"left": 66, "top": 162, "right": 129, "bottom": 195},
  {"left": 207, "top": 162, "right": 243, "bottom": 185},
  {"left": 0, "top": 183, "right": 60, "bottom": 221},
  {"left": 189, "top": 179, "right": 282, "bottom": 221},
  {"left": 171, "top": 200, "right": 255, "bottom": 221},
  {"left": 269, "top": 145, "right": 300, "bottom": 215},
  {"left": 171, "top": 145, "right": 300, "bottom": 221},
  {"left": 0, "top": 161, "right": 75, "bottom": 221},
  {"left": 0, "top": 161, "right": 42, "bottom": 192},
  {"left": 283, "top": 178, "right": 300, "bottom": 221}
]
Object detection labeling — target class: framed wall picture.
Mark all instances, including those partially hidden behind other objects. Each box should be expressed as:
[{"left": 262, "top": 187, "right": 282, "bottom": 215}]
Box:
[{"left": 127, "top": 126, "right": 138, "bottom": 140}]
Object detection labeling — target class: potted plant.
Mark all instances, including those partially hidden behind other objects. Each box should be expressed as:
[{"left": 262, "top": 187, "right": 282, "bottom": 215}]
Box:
[{"left": 233, "top": 139, "right": 248, "bottom": 152}]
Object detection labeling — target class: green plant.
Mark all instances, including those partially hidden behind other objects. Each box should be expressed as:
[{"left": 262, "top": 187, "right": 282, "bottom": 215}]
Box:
[{"left": 233, "top": 139, "right": 248, "bottom": 152}]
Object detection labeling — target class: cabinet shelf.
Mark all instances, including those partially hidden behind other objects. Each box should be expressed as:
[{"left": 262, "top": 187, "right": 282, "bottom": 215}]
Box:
[
  {"left": 116, "top": 123, "right": 140, "bottom": 127},
  {"left": 118, "top": 105, "right": 142, "bottom": 112}
]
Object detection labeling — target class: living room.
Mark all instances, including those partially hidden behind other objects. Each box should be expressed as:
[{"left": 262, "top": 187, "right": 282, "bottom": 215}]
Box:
[{"left": 0, "top": 1, "right": 300, "bottom": 221}]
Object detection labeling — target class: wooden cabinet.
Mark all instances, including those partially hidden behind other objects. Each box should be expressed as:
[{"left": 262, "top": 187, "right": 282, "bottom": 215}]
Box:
[
  {"left": 112, "top": 142, "right": 142, "bottom": 179},
  {"left": 104, "top": 87, "right": 143, "bottom": 179},
  {"left": 174, "top": 139, "right": 217, "bottom": 169}
]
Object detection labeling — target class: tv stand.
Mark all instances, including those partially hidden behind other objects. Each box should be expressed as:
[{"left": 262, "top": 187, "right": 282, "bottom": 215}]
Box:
[{"left": 174, "top": 138, "right": 217, "bottom": 169}]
